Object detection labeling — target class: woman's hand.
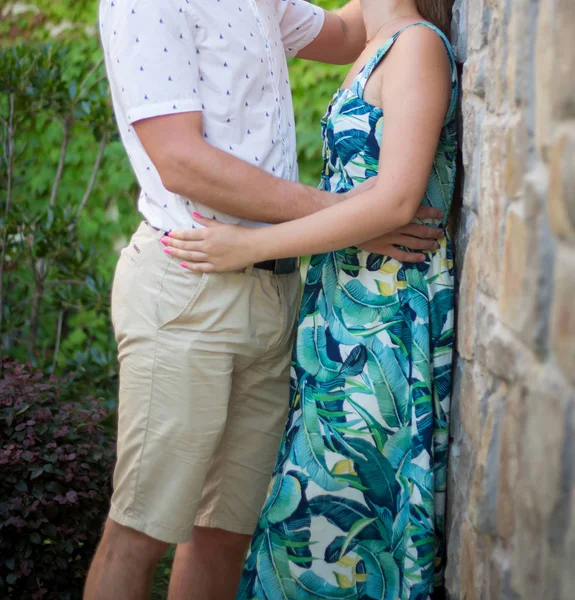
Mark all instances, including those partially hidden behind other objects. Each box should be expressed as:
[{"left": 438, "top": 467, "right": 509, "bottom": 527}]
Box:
[{"left": 161, "top": 214, "right": 262, "bottom": 273}]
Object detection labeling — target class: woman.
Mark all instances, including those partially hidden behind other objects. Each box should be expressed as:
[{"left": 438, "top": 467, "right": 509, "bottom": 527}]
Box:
[{"left": 164, "top": 0, "right": 457, "bottom": 597}]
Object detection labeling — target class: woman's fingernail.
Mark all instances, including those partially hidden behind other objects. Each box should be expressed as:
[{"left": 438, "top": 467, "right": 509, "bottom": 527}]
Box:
[
  {"left": 192, "top": 212, "right": 201, "bottom": 218},
  {"left": 180, "top": 262, "right": 187, "bottom": 269},
  {"left": 160, "top": 238, "right": 168, "bottom": 245},
  {"left": 163, "top": 247, "right": 172, "bottom": 254}
]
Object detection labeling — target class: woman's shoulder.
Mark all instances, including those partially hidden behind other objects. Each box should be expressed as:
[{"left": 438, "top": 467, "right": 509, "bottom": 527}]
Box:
[
  {"left": 382, "top": 22, "right": 454, "bottom": 81},
  {"left": 393, "top": 21, "right": 453, "bottom": 54}
]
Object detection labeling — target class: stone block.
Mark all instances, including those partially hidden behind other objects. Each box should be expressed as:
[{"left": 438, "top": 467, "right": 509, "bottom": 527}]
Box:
[
  {"left": 475, "top": 293, "right": 530, "bottom": 383},
  {"left": 464, "top": 54, "right": 486, "bottom": 99},
  {"left": 504, "top": 116, "right": 528, "bottom": 199},
  {"left": 451, "top": 0, "right": 468, "bottom": 63},
  {"left": 548, "top": 128, "right": 575, "bottom": 243},
  {"left": 498, "top": 207, "right": 528, "bottom": 333},
  {"left": 485, "top": 326, "right": 530, "bottom": 383},
  {"left": 451, "top": 359, "right": 481, "bottom": 449},
  {"left": 516, "top": 368, "right": 568, "bottom": 527},
  {"left": 554, "top": 0, "right": 575, "bottom": 120},
  {"left": 468, "top": 0, "right": 491, "bottom": 53},
  {"left": 460, "top": 104, "right": 485, "bottom": 213},
  {"left": 496, "top": 384, "right": 522, "bottom": 540},
  {"left": 560, "top": 477, "right": 575, "bottom": 600},
  {"left": 534, "top": 0, "right": 558, "bottom": 157},
  {"left": 477, "top": 121, "right": 506, "bottom": 297},
  {"left": 510, "top": 523, "right": 547, "bottom": 600},
  {"left": 485, "top": 550, "right": 505, "bottom": 600},
  {"left": 504, "top": 0, "right": 526, "bottom": 109},
  {"left": 550, "top": 245, "right": 575, "bottom": 387},
  {"left": 459, "top": 521, "right": 478, "bottom": 600},
  {"left": 499, "top": 168, "right": 555, "bottom": 355},
  {"left": 468, "top": 384, "right": 506, "bottom": 535},
  {"left": 457, "top": 228, "right": 479, "bottom": 360},
  {"left": 485, "top": 16, "right": 506, "bottom": 115},
  {"left": 454, "top": 208, "right": 478, "bottom": 278}
]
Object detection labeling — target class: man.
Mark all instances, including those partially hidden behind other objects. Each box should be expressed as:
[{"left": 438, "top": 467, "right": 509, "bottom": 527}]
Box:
[{"left": 85, "top": 1, "right": 443, "bottom": 599}]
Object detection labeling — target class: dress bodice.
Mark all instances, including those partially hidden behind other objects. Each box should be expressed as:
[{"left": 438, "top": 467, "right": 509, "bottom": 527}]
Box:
[{"left": 319, "top": 22, "right": 459, "bottom": 229}]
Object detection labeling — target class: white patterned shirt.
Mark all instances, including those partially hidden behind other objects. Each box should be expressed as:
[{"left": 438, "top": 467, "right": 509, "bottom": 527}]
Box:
[{"left": 99, "top": 0, "right": 325, "bottom": 230}]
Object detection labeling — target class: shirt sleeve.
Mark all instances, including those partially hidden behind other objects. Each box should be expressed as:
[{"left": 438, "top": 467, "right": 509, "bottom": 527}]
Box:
[
  {"left": 102, "top": 0, "right": 203, "bottom": 124},
  {"left": 278, "top": 0, "right": 325, "bottom": 58}
]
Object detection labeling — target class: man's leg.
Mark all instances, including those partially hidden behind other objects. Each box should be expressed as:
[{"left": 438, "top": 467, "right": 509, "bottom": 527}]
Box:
[
  {"left": 168, "top": 269, "right": 301, "bottom": 600},
  {"left": 84, "top": 519, "right": 168, "bottom": 600},
  {"left": 85, "top": 223, "right": 235, "bottom": 597},
  {"left": 168, "top": 527, "right": 251, "bottom": 600}
]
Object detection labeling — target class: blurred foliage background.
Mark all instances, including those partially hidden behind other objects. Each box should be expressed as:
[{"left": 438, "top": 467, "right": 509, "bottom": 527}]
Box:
[{"left": 0, "top": 0, "right": 347, "bottom": 407}]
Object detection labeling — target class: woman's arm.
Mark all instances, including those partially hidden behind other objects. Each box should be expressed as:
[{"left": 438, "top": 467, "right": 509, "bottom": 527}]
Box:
[{"left": 164, "top": 27, "right": 452, "bottom": 272}]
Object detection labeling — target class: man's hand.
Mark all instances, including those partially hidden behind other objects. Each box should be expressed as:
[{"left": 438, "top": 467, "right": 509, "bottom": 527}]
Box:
[
  {"left": 359, "top": 206, "right": 444, "bottom": 263},
  {"left": 343, "top": 182, "right": 444, "bottom": 262}
]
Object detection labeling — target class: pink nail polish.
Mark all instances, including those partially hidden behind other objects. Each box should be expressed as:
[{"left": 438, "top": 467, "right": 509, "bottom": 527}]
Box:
[
  {"left": 192, "top": 212, "right": 201, "bottom": 218},
  {"left": 160, "top": 238, "right": 168, "bottom": 245},
  {"left": 167, "top": 231, "right": 174, "bottom": 237},
  {"left": 180, "top": 262, "right": 187, "bottom": 268},
  {"left": 163, "top": 247, "right": 172, "bottom": 254}
]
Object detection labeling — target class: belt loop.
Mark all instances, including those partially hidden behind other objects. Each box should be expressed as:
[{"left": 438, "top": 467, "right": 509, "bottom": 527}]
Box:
[
  {"left": 145, "top": 221, "right": 168, "bottom": 240},
  {"left": 244, "top": 264, "right": 254, "bottom": 276}
]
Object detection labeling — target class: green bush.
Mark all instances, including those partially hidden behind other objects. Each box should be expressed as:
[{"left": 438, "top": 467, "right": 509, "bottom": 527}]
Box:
[{"left": 0, "top": 38, "right": 139, "bottom": 404}]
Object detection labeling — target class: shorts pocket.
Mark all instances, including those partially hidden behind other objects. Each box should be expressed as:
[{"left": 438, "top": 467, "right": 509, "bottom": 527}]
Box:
[{"left": 156, "top": 263, "right": 210, "bottom": 329}]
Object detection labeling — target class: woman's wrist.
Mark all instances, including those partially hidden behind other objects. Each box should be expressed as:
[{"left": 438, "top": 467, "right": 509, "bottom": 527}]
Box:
[{"left": 248, "top": 228, "right": 272, "bottom": 264}]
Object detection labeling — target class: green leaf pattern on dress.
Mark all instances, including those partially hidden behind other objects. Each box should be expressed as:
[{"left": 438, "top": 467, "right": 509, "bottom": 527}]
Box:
[{"left": 238, "top": 22, "right": 458, "bottom": 600}]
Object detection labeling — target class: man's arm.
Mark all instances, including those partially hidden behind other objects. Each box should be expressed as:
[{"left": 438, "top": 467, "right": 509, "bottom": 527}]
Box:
[
  {"left": 135, "top": 111, "right": 443, "bottom": 259},
  {"left": 296, "top": 1, "right": 366, "bottom": 65},
  {"left": 133, "top": 112, "right": 335, "bottom": 224},
  {"left": 163, "top": 25, "right": 452, "bottom": 270}
]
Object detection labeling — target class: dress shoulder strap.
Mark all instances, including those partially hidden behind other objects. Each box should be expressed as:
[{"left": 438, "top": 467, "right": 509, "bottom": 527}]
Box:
[{"left": 352, "top": 21, "right": 458, "bottom": 115}]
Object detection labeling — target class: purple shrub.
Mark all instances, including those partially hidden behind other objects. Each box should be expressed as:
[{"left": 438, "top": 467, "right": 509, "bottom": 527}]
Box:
[{"left": 0, "top": 359, "right": 115, "bottom": 599}]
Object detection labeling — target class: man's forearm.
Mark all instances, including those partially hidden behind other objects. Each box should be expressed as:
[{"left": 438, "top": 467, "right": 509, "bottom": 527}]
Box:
[
  {"left": 337, "top": 0, "right": 366, "bottom": 53},
  {"left": 296, "top": 0, "right": 365, "bottom": 64},
  {"left": 161, "top": 139, "right": 336, "bottom": 223}
]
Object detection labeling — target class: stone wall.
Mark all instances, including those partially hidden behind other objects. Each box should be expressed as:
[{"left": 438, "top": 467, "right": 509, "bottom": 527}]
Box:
[{"left": 445, "top": 0, "right": 575, "bottom": 598}]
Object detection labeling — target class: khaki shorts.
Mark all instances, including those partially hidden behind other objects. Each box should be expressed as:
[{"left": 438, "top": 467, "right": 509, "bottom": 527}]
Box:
[{"left": 109, "top": 222, "right": 300, "bottom": 544}]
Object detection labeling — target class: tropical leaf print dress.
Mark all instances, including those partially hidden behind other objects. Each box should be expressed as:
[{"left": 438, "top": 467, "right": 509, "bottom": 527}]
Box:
[{"left": 238, "top": 23, "right": 459, "bottom": 600}]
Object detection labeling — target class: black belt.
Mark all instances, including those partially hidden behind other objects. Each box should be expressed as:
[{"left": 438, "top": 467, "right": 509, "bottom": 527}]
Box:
[{"left": 254, "top": 258, "right": 299, "bottom": 275}]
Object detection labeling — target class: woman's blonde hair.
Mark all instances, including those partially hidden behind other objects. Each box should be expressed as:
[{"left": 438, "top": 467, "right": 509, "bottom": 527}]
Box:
[{"left": 415, "top": 0, "right": 455, "bottom": 36}]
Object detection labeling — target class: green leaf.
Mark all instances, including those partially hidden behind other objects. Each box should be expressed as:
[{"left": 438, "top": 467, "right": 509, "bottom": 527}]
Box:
[
  {"left": 340, "top": 517, "right": 378, "bottom": 557},
  {"left": 260, "top": 473, "right": 302, "bottom": 526},
  {"left": 256, "top": 530, "right": 296, "bottom": 599}
]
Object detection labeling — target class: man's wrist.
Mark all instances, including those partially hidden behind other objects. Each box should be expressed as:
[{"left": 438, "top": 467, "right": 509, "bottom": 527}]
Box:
[{"left": 317, "top": 189, "right": 342, "bottom": 211}]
